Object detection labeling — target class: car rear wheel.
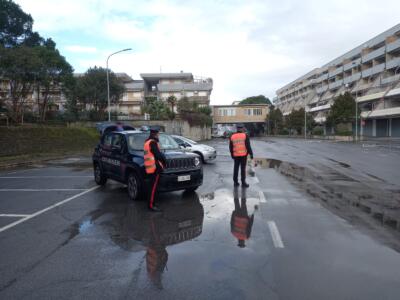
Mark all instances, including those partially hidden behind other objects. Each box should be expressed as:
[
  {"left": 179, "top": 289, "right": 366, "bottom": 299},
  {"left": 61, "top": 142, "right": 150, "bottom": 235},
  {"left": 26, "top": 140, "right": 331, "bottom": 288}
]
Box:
[
  {"left": 127, "top": 172, "right": 141, "bottom": 201},
  {"left": 94, "top": 163, "right": 107, "bottom": 186}
]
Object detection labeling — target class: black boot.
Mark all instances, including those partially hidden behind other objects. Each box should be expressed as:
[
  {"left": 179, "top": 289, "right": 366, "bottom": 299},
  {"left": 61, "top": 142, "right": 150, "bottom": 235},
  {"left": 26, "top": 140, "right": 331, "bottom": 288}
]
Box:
[
  {"left": 234, "top": 182, "right": 240, "bottom": 187},
  {"left": 149, "top": 205, "right": 162, "bottom": 212},
  {"left": 242, "top": 182, "right": 249, "bottom": 188}
]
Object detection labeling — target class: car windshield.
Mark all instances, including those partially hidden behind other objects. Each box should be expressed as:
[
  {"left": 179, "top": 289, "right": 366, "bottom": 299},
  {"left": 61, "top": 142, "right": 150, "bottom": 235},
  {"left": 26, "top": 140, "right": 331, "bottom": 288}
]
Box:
[
  {"left": 181, "top": 136, "right": 197, "bottom": 144},
  {"left": 127, "top": 133, "right": 179, "bottom": 151}
]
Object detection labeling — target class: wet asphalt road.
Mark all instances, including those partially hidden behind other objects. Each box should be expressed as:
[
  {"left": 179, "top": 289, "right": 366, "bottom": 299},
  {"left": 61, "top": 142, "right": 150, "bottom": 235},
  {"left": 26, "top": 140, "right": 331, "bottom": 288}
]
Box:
[{"left": 1, "top": 139, "right": 400, "bottom": 299}]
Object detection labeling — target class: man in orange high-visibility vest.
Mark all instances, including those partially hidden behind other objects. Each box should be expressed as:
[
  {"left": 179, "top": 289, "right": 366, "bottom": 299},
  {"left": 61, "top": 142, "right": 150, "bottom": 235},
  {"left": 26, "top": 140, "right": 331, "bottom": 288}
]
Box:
[
  {"left": 144, "top": 126, "right": 167, "bottom": 212},
  {"left": 231, "top": 187, "right": 254, "bottom": 248},
  {"left": 229, "top": 124, "right": 253, "bottom": 187}
]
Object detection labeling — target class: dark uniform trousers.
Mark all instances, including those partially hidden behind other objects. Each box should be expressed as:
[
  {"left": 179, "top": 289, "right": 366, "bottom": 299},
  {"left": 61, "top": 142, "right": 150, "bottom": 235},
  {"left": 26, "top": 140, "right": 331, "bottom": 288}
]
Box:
[
  {"left": 147, "top": 171, "right": 161, "bottom": 208},
  {"left": 233, "top": 156, "right": 247, "bottom": 184}
]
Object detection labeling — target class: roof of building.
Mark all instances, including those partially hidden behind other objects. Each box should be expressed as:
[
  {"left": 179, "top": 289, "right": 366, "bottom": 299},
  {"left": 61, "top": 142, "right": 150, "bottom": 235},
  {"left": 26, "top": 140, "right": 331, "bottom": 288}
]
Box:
[
  {"left": 212, "top": 103, "right": 270, "bottom": 108},
  {"left": 157, "top": 82, "right": 213, "bottom": 92},
  {"left": 140, "top": 72, "right": 193, "bottom": 80},
  {"left": 124, "top": 80, "right": 144, "bottom": 90}
]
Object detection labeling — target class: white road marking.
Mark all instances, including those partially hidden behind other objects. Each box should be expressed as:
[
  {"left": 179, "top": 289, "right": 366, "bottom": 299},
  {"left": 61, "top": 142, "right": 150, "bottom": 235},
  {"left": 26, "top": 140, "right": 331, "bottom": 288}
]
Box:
[
  {"left": 0, "top": 176, "right": 92, "bottom": 179},
  {"left": 0, "top": 186, "right": 100, "bottom": 233},
  {"left": 268, "top": 221, "right": 285, "bottom": 248},
  {"left": 0, "top": 214, "right": 31, "bottom": 217},
  {"left": 258, "top": 191, "right": 266, "bottom": 203},
  {"left": 0, "top": 189, "right": 88, "bottom": 192}
]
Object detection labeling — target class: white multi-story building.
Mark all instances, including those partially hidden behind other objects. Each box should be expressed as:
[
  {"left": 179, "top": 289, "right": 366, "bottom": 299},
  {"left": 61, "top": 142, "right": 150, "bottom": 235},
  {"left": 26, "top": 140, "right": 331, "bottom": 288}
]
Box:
[
  {"left": 118, "top": 72, "right": 213, "bottom": 116},
  {"left": 274, "top": 23, "right": 400, "bottom": 137}
]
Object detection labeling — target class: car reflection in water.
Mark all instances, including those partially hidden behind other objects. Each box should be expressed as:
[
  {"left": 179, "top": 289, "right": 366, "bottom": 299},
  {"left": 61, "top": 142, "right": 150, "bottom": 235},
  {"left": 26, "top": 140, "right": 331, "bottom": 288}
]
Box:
[
  {"left": 108, "top": 191, "right": 204, "bottom": 289},
  {"left": 231, "top": 187, "right": 255, "bottom": 248}
]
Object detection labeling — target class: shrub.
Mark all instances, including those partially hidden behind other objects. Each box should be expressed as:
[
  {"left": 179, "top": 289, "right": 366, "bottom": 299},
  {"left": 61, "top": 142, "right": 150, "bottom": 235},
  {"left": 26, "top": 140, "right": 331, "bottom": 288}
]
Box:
[
  {"left": 312, "top": 127, "right": 324, "bottom": 136},
  {"left": 336, "top": 130, "right": 353, "bottom": 136},
  {"left": 279, "top": 129, "right": 289, "bottom": 135}
]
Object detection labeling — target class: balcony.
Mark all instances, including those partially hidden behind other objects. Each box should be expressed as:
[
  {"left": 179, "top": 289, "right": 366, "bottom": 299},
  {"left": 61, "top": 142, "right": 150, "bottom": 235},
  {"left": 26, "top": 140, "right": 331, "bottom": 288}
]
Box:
[
  {"left": 316, "top": 85, "right": 328, "bottom": 94},
  {"left": 309, "top": 103, "right": 332, "bottom": 113},
  {"left": 329, "top": 67, "right": 343, "bottom": 78},
  {"left": 386, "top": 57, "right": 400, "bottom": 70},
  {"left": 329, "top": 79, "right": 343, "bottom": 90},
  {"left": 362, "top": 46, "right": 385, "bottom": 63},
  {"left": 381, "top": 74, "right": 400, "bottom": 85},
  {"left": 343, "top": 72, "right": 362, "bottom": 84},
  {"left": 362, "top": 63, "right": 385, "bottom": 78},
  {"left": 387, "top": 39, "right": 400, "bottom": 53},
  {"left": 343, "top": 58, "right": 361, "bottom": 71},
  {"left": 316, "top": 73, "right": 329, "bottom": 83}
]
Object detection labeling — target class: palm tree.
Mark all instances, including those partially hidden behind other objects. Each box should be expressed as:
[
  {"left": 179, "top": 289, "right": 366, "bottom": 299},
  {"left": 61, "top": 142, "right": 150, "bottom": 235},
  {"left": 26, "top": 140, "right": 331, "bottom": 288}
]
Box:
[{"left": 167, "top": 95, "right": 177, "bottom": 113}]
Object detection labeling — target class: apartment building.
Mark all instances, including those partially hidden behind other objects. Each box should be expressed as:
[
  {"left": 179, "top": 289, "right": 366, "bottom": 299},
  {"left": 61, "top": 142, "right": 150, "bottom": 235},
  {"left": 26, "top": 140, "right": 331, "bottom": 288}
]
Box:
[
  {"left": 212, "top": 103, "right": 269, "bottom": 135},
  {"left": 274, "top": 23, "right": 400, "bottom": 137},
  {"left": 117, "top": 72, "right": 213, "bottom": 116}
]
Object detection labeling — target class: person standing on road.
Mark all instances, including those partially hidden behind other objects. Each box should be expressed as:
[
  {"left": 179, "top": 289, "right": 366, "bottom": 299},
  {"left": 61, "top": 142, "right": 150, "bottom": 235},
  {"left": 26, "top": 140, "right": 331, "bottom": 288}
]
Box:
[
  {"left": 229, "top": 124, "right": 253, "bottom": 187},
  {"left": 144, "top": 126, "right": 167, "bottom": 212}
]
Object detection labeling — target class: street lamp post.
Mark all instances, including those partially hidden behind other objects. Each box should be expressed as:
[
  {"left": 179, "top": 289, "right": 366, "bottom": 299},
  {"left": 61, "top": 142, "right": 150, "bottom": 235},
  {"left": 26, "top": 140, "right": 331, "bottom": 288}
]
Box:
[
  {"left": 304, "top": 96, "right": 307, "bottom": 139},
  {"left": 106, "top": 48, "right": 132, "bottom": 122}
]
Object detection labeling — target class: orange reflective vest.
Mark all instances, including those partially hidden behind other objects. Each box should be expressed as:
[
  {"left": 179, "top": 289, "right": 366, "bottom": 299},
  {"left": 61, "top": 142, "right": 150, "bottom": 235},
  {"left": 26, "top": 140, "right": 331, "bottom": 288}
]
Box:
[
  {"left": 231, "top": 215, "right": 249, "bottom": 240},
  {"left": 230, "top": 132, "right": 248, "bottom": 157},
  {"left": 144, "top": 140, "right": 163, "bottom": 174}
]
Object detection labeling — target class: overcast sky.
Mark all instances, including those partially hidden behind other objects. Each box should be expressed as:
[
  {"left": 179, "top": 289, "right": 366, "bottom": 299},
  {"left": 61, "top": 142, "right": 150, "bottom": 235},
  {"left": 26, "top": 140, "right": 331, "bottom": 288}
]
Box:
[{"left": 15, "top": 0, "right": 400, "bottom": 104}]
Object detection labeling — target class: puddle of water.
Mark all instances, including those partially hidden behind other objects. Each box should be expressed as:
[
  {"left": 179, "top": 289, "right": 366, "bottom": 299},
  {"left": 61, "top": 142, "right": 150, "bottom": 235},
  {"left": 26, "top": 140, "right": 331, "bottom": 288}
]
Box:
[{"left": 252, "top": 158, "right": 282, "bottom": 169}]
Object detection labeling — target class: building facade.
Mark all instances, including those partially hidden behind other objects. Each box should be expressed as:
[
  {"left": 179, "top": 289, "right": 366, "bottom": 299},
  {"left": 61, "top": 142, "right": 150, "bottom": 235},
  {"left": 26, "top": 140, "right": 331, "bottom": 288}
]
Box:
[
  {"left": 118, "top": 72, "right": 213, "bottom": 116},
  {"left": 274, "top": 23, "right": 400, "bottom": 137},
  {"left": 212, "top": 103, "right": 270, "bottom": 135}
]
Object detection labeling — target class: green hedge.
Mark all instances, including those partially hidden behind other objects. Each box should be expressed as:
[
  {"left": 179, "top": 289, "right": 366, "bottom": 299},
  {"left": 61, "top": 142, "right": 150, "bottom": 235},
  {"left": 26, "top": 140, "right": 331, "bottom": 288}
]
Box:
[{"left": 0, "top": 126, "right": 99, "bottom": 158}]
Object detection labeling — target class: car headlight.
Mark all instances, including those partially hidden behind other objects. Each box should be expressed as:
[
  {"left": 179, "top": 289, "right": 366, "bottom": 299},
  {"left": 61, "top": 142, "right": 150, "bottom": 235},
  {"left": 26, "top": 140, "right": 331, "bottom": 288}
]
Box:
[{"left": 194, "top": 157, "right": 200, "bottom": 166}]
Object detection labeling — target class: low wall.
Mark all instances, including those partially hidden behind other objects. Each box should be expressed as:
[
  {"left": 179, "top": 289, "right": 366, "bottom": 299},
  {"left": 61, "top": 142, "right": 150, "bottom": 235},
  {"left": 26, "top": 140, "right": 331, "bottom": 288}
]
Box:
[
  {"left": 266, "top": 134, "right": 357, "bottom": 142},
  {"left": 68, "top": 120, "right": 211, "bottom": 141},
  {"left": 131, "top": 120, "right": 211, "bottom": 141}
]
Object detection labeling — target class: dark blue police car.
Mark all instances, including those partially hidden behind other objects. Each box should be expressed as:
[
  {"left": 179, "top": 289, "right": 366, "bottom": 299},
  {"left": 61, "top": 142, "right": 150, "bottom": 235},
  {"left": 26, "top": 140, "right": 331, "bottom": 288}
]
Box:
[{"left": 92, "top": 130, "right": 203, "bottom": 201}]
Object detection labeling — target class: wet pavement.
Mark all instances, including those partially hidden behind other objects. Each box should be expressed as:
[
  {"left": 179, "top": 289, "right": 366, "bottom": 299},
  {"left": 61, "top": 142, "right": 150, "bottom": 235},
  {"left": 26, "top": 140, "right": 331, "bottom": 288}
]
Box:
[{"left": 1, "top": 138, "right": 400, "bottom": 299}]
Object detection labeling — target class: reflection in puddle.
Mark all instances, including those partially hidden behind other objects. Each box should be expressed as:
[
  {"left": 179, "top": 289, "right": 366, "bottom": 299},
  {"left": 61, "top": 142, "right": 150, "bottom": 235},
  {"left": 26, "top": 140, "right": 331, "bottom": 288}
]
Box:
[
  {"left": 231, "top": 187, "right": 254, "bottom": 248},
  {"left": 107, "top": 191, "right": 204, "bottom": 289},
  {"left": 78, "top": 220, "right": 93, "bottom": 233}
]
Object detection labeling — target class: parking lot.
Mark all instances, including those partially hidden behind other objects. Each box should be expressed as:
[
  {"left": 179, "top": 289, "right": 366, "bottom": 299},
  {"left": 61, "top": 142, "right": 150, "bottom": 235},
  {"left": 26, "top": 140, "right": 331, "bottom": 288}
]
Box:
[{"left": 1, "top": 139, "right": 400, "bottom": 299}]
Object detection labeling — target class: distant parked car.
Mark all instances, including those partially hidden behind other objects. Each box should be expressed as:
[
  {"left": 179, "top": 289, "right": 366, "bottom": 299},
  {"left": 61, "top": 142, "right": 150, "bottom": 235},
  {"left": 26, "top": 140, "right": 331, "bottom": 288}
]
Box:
[{"left": 172, "top": 135, "right": 217, "bottom": 163}]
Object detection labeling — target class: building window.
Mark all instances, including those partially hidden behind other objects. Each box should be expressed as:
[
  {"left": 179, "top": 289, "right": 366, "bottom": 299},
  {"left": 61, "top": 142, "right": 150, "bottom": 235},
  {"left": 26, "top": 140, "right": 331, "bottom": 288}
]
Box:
[
  {"left": 253, "top": 108, "right": 262, "bottom": 115},
  {"left": 244, "top": 108, "right": 262, "bottom": 116},
  {"left": 198, "top": 91, "right": 207, "bottom": 97},
  {"left": 218, "top": 108, "right": 236, "bottom": 116}
]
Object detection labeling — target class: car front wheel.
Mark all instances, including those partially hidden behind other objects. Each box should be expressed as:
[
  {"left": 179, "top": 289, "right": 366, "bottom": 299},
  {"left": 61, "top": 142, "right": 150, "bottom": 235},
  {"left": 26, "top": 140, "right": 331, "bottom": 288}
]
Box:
[
  {"left": 185, "top": 186, "right": 199, "bottom": 193},
  {"left": 94, "top": 163, "right": 107, "bottom": 186},
  {"left": 127, "top": 172, "right": 141, "bottom": 201}
]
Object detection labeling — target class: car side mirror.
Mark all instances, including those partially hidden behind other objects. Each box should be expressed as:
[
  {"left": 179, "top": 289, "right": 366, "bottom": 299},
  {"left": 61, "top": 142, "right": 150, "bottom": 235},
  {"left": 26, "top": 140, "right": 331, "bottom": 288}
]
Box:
[{"left": 179, "top": 143, "right": 186, "bottom": 148}]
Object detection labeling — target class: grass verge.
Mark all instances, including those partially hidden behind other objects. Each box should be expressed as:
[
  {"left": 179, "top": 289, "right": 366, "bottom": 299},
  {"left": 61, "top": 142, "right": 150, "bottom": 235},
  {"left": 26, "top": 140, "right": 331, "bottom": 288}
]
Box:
[{"left": 0, "top": 126, "right": 99, "bottom": 168}]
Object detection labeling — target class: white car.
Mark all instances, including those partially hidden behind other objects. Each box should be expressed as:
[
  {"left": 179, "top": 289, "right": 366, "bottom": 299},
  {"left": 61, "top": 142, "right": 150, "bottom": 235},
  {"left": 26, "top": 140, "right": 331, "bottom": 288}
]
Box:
[{"left": 172, "top": 135, "right": 217, "bottom": 163}]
